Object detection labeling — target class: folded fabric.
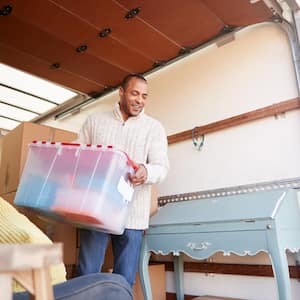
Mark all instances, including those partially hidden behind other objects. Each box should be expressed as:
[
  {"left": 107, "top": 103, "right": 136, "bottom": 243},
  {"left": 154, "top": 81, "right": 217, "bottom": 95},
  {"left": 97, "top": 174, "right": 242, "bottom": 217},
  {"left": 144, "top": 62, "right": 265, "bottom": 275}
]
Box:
[{"left": 0, "top": 197, "right": 67, "bottom": 292}]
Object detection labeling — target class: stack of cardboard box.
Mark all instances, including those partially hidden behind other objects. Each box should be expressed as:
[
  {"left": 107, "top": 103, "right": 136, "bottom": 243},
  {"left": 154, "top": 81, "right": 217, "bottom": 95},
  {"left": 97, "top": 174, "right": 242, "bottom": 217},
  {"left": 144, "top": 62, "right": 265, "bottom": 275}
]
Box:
[
  {"left": 132, "top": 264, "right": 166, "bottom": 300},
  {"left": 0, "top": 135, "right": 3, "bottom": 169},
  {"left": 0, "top": 122, "right": 78, "bottom": 278}
]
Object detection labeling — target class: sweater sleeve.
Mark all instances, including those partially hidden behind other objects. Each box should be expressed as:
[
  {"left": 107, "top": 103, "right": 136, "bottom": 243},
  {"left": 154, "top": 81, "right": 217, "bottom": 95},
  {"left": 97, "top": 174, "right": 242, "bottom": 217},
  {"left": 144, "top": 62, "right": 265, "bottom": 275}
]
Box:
[
  {"left": 76, "top": 116, "right": 92, "bottom": 144},
  {"left": 144, "top": 122, "right": 169, "bottom": 184}
]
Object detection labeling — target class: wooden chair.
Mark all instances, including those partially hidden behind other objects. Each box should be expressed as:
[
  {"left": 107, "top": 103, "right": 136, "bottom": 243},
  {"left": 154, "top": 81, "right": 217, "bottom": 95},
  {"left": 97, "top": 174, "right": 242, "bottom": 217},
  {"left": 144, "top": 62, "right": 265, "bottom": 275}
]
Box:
[{"left": 0, "top": 243, "right": 63, "bottom": 300}]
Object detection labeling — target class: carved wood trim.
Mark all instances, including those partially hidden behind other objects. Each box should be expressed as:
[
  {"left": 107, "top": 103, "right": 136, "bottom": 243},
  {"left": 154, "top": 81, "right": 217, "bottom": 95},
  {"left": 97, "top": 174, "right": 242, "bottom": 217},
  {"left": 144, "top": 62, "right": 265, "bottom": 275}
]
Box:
[
  {"left": 167, "top": 98, "right": 300, "bottom": 145},
  {"left": 154, "top": 261, "right": 300, "bottom": 278}
]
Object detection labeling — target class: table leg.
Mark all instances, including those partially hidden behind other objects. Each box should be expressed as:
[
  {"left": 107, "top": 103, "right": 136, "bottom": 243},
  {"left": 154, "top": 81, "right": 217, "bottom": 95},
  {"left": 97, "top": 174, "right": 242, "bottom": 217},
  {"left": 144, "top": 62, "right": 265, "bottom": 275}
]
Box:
[
  {"left": 174, "top": 253, "right": 184, "bottom": 300},
  {"left": 269, "top": 247, "right": 292, "bottom": 300},
  {"left": 139, "top": 237, "right": 152, "bottom": 300}
]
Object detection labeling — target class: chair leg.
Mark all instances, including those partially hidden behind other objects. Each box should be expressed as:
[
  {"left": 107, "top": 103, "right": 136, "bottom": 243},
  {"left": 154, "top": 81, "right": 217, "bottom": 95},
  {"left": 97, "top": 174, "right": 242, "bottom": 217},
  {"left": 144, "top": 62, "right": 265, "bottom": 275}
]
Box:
[
  {"left": 0, "top": 273, "right": 13, "bottom": 300},
  {"left": 33, "top": 267, "right": 54, "bottom": 300}
]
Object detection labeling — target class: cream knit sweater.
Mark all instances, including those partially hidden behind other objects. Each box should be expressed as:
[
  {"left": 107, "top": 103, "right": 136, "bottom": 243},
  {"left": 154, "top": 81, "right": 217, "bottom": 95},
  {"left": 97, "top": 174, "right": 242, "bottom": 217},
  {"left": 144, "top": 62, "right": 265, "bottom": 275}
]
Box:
[{"left": 77, "top": 103, "right": 169, "bottom": 229}]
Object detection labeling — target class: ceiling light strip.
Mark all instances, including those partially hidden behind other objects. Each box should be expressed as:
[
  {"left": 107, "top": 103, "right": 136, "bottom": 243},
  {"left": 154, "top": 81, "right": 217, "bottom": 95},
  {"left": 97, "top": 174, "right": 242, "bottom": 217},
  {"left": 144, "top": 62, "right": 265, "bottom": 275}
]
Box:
[
  {"left": 158, "top": 177, "right": 300, "bottom": 206},
  {"left": 0, "top": 100, "right": 40, "bottom": 115},
  {"left": 0, "top": 115, "right": 22, "bottom": 123},
  {"left": 0, "top": 83, "right": 59, "bottom": 105}
]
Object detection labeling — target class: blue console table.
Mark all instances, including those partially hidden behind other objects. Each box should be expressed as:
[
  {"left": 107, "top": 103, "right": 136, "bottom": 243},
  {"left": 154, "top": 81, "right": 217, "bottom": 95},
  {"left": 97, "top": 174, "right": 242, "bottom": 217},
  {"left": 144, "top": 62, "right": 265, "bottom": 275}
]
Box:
[{"left": 139, "top": 189, "right": 300, "bottom": 300}]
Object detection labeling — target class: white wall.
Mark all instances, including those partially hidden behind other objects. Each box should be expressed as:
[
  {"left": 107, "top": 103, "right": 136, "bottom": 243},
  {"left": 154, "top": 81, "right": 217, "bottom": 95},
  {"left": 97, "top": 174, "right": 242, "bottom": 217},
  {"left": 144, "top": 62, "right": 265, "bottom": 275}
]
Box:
[
  {"left": 146, "top": 22, "right": 300, "bottom": 197},
  {"left": 43, "top": 22, "right": 300, "bottom": 299}
]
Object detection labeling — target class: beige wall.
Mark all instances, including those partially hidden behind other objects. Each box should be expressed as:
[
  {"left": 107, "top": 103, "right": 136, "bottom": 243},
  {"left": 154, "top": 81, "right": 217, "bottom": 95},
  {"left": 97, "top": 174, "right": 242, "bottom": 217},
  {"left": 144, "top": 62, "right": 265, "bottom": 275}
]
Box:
[{"left": 147, "top": 22, "right": 300, "bottom": 197}]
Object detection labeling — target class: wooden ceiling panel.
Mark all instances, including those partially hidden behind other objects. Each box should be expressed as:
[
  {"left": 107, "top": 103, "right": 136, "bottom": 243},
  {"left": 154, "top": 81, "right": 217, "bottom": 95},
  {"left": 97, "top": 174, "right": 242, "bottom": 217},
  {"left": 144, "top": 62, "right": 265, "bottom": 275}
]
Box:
[
  {"left": 51, "top": 0, "right": 129, "bottom": 27},
  {"left": 118, "top": 0, "right": 225, "bottom": 48},
  {"left": 88, "top": 38, "right": 153, "bottom": 73},
  {"left": 50, "top": 0, "right": 181, "bottom": 61},
  {"left": 0, "top": 43, "right": 103, "bottom": 95},
  {"left": 0, "top": 0, "right": 277, "bottom": 96},
  {"left": 201, "top": 0, "right": 273, "bottom": 26},
  {"left": 0, "top": 16, "right": 127, "bottom": 88},
  {"left": 4, "top": 0, "right": 152, "bottom": 73}
]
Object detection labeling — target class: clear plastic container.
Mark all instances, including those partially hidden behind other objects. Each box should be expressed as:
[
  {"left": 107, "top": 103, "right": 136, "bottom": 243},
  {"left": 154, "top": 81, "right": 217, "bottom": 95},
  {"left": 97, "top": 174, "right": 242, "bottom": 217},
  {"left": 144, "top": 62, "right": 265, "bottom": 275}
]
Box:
[{"left": 15, "top": 141, "right": 136, "bottom": 234}]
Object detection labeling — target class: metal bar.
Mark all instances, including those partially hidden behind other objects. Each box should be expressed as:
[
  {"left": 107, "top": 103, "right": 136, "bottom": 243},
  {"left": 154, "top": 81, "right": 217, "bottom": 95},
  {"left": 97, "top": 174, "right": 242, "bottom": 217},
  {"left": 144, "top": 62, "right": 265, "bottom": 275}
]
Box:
[
  {"left": 158, "top": 176, "right": 300, "bottom": 206},
  {"left": 54, "top": 93, "right": 110, "bottom": 120},
  {"left": 33, "top": 94, "right": 87, "bottom": 123},
  {"left": 262, "top": 0, "right": 284, "bottom": 15},
  {"left": 0, "top": 115, "right": 22, "bottom": 123},
  {"left": 279, "top": 17, "right": 300, "bottom": 97},
  {"left": 284, "top": 0, "right": 300, "bottom": 12}
]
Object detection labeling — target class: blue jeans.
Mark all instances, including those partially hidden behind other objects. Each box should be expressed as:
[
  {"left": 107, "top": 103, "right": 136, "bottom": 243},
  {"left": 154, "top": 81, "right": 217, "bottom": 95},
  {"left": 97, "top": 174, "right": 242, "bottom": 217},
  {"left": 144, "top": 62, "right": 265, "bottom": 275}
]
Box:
[
  {"left": 78, "top": 229, "right": 143, "bottom": 287},
  {"left": 13, "top": 273, "right": 133, "bottom": 300}
]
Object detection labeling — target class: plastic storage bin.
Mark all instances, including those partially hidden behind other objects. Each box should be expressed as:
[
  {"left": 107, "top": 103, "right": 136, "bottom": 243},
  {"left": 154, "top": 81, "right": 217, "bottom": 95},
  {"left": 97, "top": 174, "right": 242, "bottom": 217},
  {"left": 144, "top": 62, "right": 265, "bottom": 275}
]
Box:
[{"left": 14, "top": 141, "right": 136, "bottom": 234}]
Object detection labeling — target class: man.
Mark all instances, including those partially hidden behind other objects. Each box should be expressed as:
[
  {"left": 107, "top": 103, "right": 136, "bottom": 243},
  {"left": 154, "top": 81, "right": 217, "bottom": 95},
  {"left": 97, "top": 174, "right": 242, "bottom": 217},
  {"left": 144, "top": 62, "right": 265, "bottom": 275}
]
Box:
[{"left": 76, "top": 73, "right": 169, "bottom": 287}]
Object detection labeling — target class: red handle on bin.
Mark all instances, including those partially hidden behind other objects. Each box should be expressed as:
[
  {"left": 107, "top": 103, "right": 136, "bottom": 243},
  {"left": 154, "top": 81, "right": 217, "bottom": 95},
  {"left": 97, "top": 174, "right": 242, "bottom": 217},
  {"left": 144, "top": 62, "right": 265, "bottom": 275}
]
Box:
[
  {"left": 61, "top": 142, "right": 81, "bottom": 146},
  {"left": 129, "top": 160, "right": 138, "bottom": 171}
]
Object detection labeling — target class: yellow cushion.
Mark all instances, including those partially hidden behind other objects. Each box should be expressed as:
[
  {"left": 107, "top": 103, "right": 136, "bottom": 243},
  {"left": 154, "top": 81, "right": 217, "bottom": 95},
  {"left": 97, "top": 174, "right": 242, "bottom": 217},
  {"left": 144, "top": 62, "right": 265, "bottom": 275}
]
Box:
[{"left": 0, "top": 197, "right": 67, "bottom": 292}]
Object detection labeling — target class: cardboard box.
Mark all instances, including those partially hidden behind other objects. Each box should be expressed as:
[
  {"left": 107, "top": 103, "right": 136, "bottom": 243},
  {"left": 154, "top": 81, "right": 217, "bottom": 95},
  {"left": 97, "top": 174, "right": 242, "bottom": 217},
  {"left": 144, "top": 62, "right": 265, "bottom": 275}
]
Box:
[
  {"left": 1, "top": 191, "right": 78, "bottom": 266},
  {"left": 133, "top": 264, "right": 166, "bottom": 300},
  {"left": 29, "top": 213, "right": 78, "bottom": 266},
  {"left": 0, "top": 122, "right": 77, "bottom": 194},
  {"left": 0, "top": 135, "right": 3, "bottom": 170},
  {"left": 1, "top": 190, "right": 15, "bottom": 206}
]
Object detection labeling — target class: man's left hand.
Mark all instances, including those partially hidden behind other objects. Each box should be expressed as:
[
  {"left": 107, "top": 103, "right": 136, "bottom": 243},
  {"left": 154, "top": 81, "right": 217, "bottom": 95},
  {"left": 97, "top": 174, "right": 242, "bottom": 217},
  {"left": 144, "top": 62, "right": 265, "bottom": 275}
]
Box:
[{"left": 129, "top": 164, "right": 148, "bottom": 186}]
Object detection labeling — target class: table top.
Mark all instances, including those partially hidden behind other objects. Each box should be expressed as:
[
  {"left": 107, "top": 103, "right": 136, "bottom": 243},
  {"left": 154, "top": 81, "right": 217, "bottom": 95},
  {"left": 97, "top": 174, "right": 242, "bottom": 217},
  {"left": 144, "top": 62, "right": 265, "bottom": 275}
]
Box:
[{"left": 149, "top": 189, "right": 299, "bottom": 227}]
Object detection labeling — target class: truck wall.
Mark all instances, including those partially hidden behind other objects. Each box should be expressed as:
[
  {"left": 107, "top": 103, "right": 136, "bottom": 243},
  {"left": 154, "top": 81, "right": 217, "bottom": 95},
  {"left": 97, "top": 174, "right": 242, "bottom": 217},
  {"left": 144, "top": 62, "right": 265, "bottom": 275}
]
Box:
[{"left": 43, "top": 22, "right": 300, "bottom": 299}]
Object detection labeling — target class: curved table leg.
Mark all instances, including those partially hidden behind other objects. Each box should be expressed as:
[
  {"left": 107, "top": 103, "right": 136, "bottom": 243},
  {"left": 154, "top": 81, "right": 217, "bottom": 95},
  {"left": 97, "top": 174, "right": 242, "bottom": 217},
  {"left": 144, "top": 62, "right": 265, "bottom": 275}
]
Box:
[
  {"left": 174, "top": 253, "right": 184, "bottom": 300},
  {"left": 139, "top": 237, "right": 152, "bottom": 300},
  {"left": 269, "top": 247, "right": 291, "bottom": 300}
]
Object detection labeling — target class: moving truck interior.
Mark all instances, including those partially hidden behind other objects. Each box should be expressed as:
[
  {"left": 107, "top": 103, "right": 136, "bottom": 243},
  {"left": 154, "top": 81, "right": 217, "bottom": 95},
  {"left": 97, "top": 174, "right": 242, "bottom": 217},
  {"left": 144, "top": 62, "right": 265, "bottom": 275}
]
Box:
[{"left": 1, "top": 1, "right": 300, "bottom": 299}]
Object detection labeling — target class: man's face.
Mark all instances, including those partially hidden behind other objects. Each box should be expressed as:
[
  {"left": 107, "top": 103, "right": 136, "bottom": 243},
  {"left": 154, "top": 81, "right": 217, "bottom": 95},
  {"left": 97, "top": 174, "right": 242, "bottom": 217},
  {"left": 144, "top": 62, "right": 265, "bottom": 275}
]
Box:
[{"left": 119, "top": 77, "right": 148, "bottom": 120}]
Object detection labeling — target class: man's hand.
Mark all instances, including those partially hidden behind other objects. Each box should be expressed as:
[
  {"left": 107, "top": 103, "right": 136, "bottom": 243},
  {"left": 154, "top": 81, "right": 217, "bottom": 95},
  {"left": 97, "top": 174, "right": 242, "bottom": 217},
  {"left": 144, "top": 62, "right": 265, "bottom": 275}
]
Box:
[{"left": 129, "top": 164, "right": 148, "bottom": 187}]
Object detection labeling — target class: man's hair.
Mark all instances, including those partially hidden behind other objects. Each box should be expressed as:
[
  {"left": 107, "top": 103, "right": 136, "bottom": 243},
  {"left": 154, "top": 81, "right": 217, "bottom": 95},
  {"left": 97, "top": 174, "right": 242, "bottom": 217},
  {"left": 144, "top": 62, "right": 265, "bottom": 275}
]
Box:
[{"left": 121, "top": 73, "right": 147, "bottom": 90}]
